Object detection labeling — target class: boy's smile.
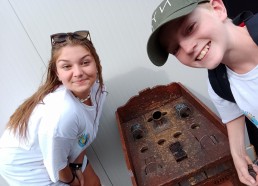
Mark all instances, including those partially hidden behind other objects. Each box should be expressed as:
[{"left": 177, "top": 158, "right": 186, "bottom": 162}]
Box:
[{"left": 196, "top": 41, "right": 210, "bottom": 61}]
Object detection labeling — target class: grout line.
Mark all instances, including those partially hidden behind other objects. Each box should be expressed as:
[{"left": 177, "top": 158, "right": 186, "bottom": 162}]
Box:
[
  {"left": 90, "top": 145, "right": 114, "bottom": 186},
  {"left": 7, "top": 0, "right": 46, "bottom": 69}
]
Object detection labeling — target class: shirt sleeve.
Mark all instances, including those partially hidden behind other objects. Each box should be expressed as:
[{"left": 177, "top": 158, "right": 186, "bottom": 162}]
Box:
[
  {"left": 207, "top": 80, "right": 243, "bottom": 123},
  {"left": 38, "top": 101, "right": 79, "bottom": 182},
  {"left": 38, "top": 134, "right": 74, "bottom": 182}
]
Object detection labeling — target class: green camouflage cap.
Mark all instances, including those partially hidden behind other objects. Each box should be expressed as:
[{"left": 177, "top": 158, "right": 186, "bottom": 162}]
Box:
[{"left": 147, "top": 0, "right": 210, "bottom": 66}]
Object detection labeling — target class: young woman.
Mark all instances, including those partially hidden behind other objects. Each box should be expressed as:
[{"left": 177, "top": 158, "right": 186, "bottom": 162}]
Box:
[{"left": 0, "top": 30, "right": 107, "bottom": 186}]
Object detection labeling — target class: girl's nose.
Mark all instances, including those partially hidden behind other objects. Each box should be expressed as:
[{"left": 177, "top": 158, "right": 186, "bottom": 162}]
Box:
[{"left": 73, "top": 65, "right": 83, "bottom": 77}]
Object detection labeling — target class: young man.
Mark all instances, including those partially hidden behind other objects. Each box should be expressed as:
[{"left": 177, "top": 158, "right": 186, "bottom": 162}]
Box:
[{"left": 147, "top": 0, "right": 258, "bottom": 185}]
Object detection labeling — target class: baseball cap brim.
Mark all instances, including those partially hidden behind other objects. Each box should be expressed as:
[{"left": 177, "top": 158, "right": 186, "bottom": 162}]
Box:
[{"left": 147, "top": 3, "right": 198, "bottom": 66}]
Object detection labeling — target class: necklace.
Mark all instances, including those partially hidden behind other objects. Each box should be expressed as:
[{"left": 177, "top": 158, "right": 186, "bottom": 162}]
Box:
[{"left": 77, "top": 94, "right": 91, "bottom": 103}]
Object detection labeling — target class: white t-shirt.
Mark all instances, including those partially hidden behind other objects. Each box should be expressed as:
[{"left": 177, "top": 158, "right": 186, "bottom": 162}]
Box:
[
  {"left": 0, "top": 82, "right": 107, "bottom": 185},
  {"left": 208, "top": 65, "right": 258, "bottom": 127}
]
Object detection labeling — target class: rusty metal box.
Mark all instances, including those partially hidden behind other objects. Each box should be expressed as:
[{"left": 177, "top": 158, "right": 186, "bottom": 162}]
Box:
[{"left": 116, "top": 83, "right": 243, "bottom": 186}]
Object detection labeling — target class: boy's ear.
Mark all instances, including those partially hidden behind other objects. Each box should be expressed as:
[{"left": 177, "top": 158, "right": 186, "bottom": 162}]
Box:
[{"left": 210, "top": 0, "right": 228, "bottom": 21}]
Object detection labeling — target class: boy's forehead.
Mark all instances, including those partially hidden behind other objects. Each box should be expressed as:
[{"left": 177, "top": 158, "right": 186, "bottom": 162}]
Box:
[
  {"left": 158, "top": 18, "right": 184, "bottom": 48},
  {"left": 159, "top": 16, "right": 186, "bottom": 39}
]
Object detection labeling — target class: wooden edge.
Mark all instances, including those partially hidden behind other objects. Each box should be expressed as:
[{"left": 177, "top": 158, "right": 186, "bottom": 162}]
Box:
[
  {"left": 116, "top": 82, "right": 182, "bottom": 123},
  {"left": 115, "top": 111, "right": 138, "bottom": 186},
  {"left": 177, "top": 82, "right": 228, "bottom": 136},
  {"left": 116, "top": 83, "right": 180, "bottom": 111}
]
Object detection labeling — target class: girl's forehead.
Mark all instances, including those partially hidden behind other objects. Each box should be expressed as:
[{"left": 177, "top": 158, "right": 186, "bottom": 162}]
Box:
[
  {"left": 59, "top": 45, "right": 90, "bottom": 55},
  {"left": 56, "top": 45, "right": 91, "bottom": 60}
]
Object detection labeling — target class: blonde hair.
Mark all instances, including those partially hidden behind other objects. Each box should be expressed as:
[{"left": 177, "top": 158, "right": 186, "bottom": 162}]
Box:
[
  {"left": 199, "top": 1, "right": 212, "bottom": 10},
  {"left": 6, "top": 36, "right": 104, "bottom": 139}
]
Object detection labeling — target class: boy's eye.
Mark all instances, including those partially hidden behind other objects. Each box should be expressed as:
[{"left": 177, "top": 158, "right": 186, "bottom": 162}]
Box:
[{"left": 186, "top": 23, "right": 195, "bottom": 34}]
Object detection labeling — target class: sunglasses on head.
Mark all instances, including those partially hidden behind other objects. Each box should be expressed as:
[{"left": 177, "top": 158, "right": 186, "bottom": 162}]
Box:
[{"left": 50, "top": 30, "right": 91, "bottom": 46}]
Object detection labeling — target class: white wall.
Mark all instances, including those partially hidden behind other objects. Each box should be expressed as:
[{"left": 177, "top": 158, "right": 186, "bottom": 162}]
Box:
[{"left": 0, "top": 0, "right": 238, "bottom": 186}]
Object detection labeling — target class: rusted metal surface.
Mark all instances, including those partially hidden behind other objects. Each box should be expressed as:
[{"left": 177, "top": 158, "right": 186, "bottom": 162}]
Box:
[{"left": 116, "top": 83, "right": 243, "bottom": 186}]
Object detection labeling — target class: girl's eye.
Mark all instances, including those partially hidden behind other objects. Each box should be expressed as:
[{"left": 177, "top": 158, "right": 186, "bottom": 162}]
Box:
[
  {"left": 82, "top": 61, "right": 89, "bottom": 65},
  {"left": 62, "top": 65, "right": 71, "bottom": 70}
]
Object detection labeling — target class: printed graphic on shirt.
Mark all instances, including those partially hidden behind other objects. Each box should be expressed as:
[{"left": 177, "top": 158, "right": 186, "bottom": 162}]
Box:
[
  {"left": 78, "top": 133, "right": 90, "bottom": 147},
  {"left": 243, "top": 111, "right": 258, "bottom": 127}
]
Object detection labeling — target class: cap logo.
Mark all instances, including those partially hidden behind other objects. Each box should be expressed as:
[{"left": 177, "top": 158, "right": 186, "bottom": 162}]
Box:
[{"left": 151, "top": 0, "right": 172, "bottom": 31}]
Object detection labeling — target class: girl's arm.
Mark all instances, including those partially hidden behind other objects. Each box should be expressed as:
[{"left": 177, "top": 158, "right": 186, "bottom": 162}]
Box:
[
  {"left": 71, "top": 149, "right": 87, "bottom": 186},
  {"left": 59, "top": 166, "right": 80, "bottom": 186}
]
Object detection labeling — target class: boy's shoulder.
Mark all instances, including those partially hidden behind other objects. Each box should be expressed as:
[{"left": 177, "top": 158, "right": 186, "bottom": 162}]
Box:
[
  {"left": 233, "top": 11, "right": 258, "bottom": 45},
  {"left": 208, "top": 11, "right": 258, "bottom": 103}
]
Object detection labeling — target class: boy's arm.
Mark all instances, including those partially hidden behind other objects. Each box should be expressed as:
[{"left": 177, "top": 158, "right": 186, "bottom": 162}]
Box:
[{"left": 226, "top": 115, "right": 257, "bottom": 185}]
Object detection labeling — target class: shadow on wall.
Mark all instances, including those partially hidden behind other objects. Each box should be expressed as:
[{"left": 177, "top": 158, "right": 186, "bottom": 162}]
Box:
[{"left": 106, "top": 66, "right": 172, "bottom": 107}]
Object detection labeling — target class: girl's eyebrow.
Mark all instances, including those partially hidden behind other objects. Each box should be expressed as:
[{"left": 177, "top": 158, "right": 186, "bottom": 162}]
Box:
[
  {"left": 57, "top": 54, "right": 91, "bottom": 63},
  {"left": 81, "top": 54, "right": 91, "bottom": 59}
]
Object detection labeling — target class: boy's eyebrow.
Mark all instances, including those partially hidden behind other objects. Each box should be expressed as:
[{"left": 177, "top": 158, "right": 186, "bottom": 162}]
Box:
[
  {"left": 161, "top": 15, "right": 191, "bottom": 50},
  {"left": 172, "top": 16, "right": 188, "bottom": 29},
  {"left": 179, "top": 14, "right": 190, "bottom": 26},
  {"left": 170, "top": 17, "right": 186, "bottom": 34}
]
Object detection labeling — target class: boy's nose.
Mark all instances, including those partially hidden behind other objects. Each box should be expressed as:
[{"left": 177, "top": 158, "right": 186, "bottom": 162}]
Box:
[{"left": 180, "top": 39, "right": 197, "bottom": 54}]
